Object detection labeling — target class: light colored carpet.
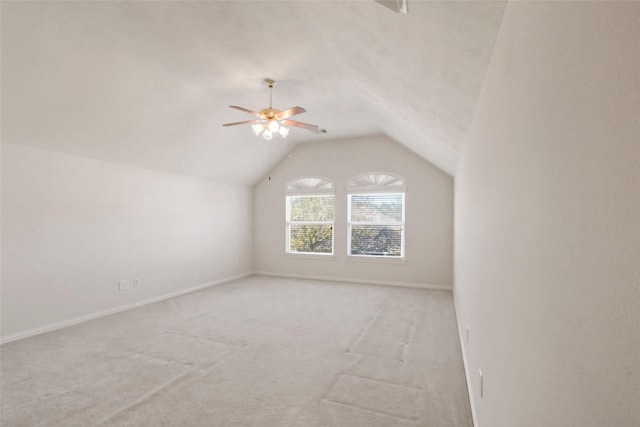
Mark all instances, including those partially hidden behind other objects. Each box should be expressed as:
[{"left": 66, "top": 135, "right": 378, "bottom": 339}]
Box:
[{"left": 0, "top": 275, "right": 472, "bottom": 426}]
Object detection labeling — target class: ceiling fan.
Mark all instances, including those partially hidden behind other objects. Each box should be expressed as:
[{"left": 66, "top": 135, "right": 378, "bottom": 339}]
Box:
[{"left": 223, "top": 78, "right": 327, "bottom": 140}]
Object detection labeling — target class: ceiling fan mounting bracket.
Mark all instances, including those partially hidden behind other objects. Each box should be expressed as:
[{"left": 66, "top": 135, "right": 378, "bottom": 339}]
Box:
[{"left": 264, "top": 78, "right": 276, "bottom": 88}]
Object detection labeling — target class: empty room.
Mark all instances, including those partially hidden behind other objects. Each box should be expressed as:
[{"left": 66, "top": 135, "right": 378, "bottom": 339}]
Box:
[{"left": 1, "top": 1, "right": 638, "bottom": 426}]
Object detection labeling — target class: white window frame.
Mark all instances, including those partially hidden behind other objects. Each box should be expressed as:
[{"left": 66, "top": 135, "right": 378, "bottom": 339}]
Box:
[
  {"left": 347, "top": 172, "right": 406, "bottom": 259},
  {"left": 285, "top": 177, "right": 335, "bottom": 256}
]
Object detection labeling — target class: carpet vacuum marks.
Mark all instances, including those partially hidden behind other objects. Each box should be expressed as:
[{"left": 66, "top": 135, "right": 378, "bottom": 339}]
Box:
[{"left": 0, "top": 276, "right": 471, "bottom": 426}]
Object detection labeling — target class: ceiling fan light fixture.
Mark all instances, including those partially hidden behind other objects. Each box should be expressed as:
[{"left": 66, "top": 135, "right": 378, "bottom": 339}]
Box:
[
  {"left": 223, "top": 78, "right": 325, "bottom": 140},
  {"left": 267, "top": 120, "right": 280, "bottom": 133},
  {"left": 251, "top": 123, "right": 264, "bottom": 135}
]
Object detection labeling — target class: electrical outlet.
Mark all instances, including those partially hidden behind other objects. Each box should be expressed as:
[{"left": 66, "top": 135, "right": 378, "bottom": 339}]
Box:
[
  {"left": 118, "top": 280, "right": 130, "bottom": 291},
  {"left": 133, "top": 278, "right": 141, "bottom": 287}
]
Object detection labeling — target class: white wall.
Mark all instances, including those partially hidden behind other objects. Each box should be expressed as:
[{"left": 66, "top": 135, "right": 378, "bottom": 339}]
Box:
[
  {"left": 455, "top": 3, "right": 640, "bottom": 426},
  {"left": 253, "top": 135, "right": 453, "bottom": 288},
  {"left": 1, "top": 143, "right": 253, "bottom": 340}
]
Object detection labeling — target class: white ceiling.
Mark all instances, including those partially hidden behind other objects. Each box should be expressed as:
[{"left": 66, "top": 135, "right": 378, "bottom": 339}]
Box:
[{"left": 1, "top": 1, "right": 505, "bottom": 185}]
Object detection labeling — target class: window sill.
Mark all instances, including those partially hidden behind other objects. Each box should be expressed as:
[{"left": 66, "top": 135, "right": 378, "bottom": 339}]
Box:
[
  {"left": 346, "top": 255, "right": 407, "bottom": 264},
  {"left": 286, "top": 252, "right": 336, "bottom": 260}
]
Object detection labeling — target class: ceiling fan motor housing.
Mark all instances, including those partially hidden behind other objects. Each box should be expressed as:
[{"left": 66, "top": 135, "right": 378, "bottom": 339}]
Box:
[{"left": 259, "top": 108, "right": 280, "bottom": 120}]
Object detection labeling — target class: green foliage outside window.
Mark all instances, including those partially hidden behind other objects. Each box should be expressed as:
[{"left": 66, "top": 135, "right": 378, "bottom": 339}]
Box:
[
  {"left": 287, "top": 192, "right": 404, "bottom": 257},
  {"left": 290, "top": 224, "right": 333, "bottom": 253},
  {"left": 288, "top": 195, "right": 334, "bottom": 254}
]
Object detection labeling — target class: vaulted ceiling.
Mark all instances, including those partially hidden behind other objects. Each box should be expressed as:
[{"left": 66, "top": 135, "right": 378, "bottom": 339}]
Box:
[{"left": 1, "top": 1, "right": 505, "bottom": 185}]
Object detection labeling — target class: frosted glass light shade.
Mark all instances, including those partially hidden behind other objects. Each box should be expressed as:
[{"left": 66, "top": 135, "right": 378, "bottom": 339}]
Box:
[
  {"left": 267, "top": 120, "right": 280, "bottom": 132},
  {"left": 251, "top": 123, "right": 264, "bottom": 135},
  {"left": 251, "top": 121, "right": 287, "bottom": 140}
]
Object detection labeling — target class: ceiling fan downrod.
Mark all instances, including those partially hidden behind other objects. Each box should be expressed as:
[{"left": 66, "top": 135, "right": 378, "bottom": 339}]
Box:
[{"left": 265, "top": 78, "right": 276, "bottom": 109}]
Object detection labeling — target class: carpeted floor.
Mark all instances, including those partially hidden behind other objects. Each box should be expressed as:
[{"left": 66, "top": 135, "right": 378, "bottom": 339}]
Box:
[{"left": 0, "top": 275, "right": 472, "bottom": 426}]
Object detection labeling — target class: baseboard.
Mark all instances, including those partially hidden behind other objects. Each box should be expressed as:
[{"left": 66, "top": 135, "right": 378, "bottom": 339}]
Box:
[
  {"left": 0, "top": 272, "right": 252, "bottom": 345},
  {"left": 253, "top": 271, "right": 452, "bottom": 292},
  {"left": 453, "top": 293, "right": 479, "bottom": 427},
  {"left": 1, "top": 271, "right": 449, "bottom": 345}
]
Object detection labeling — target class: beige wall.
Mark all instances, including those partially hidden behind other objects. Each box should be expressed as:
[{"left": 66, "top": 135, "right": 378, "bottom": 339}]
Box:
[
  {"left": 253, "top": 135, "right": 454, "bottom": 288},
  {"left": 1, "top": 144, "right": 253, "bottom": 340},
  {"left": 454, "top": 3, "right": 640, "bottom": 426}
]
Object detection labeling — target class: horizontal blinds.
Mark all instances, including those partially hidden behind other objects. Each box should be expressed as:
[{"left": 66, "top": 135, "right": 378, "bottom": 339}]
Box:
[
  {"left": 287, "top": 195, "right": 334, "bottom": 254},
  {"left": 289, "top": 195, "right": 334, "bottom": 222},
  {"left": 289, "top": 224, "right": 333, "bottom": 254},
  {"left": 350, "top": 224, "right": 402, "bottom": 256},
  {"left": 349, "top": 193, "right": 404, "bottom": 257},
  {"left": 350, "top": 193, "right": 403, "bottom": 223}
]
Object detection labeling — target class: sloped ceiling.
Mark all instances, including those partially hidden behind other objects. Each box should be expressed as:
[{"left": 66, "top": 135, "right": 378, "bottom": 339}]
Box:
[{"left": 1, "top": 1, "right": 505, "bottom": 185}]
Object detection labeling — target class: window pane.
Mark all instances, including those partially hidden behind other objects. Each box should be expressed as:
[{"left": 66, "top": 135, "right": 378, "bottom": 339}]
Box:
[
  {"left": 290, "top": 224, "right": 333, "bottom": 253},
  {"left": 350, "top": 225, "right": 402, "bottom": 256},
  {"left": 290, "top": 196, "right": 334, "bottom": 221},
  {"left": 351, "top": 194, "right": 403, "bottom": 222}
]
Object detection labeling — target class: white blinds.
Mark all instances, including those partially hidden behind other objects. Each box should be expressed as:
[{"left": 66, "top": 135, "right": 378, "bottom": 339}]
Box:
[
  {"left": 350, "top": 193, "right": 403, "bottom": 223},
  {"left": 349, "top": 193, "right": 404, "bottom": 257},
  {"left": 289, "top": 195, "right": 334, "bottom": 222},
  {"left": 287, "top": 195, "right": 334, "bottom": 254}
]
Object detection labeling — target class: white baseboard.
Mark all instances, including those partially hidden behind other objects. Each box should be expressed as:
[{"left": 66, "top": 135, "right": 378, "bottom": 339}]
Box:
[
  {"left": 0, "top": 272, "right": 252, "bottom": 345},
  {"left": 1, "top": 271, "right": 449, "bottom": 345},
  {"left": 453, "top": 292, "right": 478, "bottom": 427},
  {"left": 253, "top": 271, "right": 452, "bottom": 292}
]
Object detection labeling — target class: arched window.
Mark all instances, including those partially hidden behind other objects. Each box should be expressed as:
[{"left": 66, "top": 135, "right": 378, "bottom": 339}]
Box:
[
  {"left": 347, "top": 172, "right": 405, "bottom": 258},
  {"left": 347, "top": 172, "right": 405, "bottom": 192},
  {"left": 285, "top": 176, "right": 334, "bottom": 255},
  {"left": 286, "top": 176, "right": 333, "bottom": 194}
]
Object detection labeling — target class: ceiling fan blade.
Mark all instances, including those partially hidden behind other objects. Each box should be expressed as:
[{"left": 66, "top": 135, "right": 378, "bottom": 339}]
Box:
[
  {"left": 222, "top": 119, "right": 261, "bottom": 127},
  {"left": 229, "top": 106, "right": 262, "bottom": 117},
  {"left": 282, "top": 120, "right": 327, "bottom": 134},
  {"left": 275, "top": 106, "right": 306, "bottom": 120}
]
